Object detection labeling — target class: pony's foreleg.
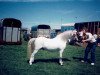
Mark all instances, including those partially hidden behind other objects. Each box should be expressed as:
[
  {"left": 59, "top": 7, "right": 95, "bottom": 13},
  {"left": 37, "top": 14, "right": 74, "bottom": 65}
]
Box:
[
  {"left": 59, "top": 49, "right": 64, "bottom": 65},
  {"left": 29, "top": 49, "right": 39, "bottom": 65}
]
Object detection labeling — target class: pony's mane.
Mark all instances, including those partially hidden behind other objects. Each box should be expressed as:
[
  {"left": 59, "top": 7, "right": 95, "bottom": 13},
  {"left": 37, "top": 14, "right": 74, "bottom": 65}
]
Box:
[
  {"left": 56, "top": 30, "right": 72, "bottom": 37},
  {"left": 55, "top": 30, "right": 73, "bottom": 42}
]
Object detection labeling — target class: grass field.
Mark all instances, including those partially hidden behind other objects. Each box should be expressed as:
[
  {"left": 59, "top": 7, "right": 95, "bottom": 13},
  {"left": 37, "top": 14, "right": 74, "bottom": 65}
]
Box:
[{"left": 0, "top": 40, "right": 100, "bottom": 75}]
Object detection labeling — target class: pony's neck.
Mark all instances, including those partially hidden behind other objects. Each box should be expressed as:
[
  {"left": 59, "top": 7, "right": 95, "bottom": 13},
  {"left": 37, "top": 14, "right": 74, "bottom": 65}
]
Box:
[{"left": 56, "top": 31, "right": 72, "bottom": 42}]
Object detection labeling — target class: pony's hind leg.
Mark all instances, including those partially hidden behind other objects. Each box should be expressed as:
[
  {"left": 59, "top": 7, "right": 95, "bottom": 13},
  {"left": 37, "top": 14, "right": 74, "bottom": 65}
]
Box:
[{"left": 29, "top": 49, "right": 39, "bottom": 65}]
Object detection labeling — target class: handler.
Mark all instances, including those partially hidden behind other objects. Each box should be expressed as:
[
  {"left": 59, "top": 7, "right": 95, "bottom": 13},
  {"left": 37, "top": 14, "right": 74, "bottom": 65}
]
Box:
[{"left": 81, "top": 28, "right": 96, "bottom": 65}]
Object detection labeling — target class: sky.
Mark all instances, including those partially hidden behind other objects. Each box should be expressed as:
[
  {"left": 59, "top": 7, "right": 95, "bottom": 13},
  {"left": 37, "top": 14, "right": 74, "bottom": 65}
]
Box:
[{"left": 0, "top": 0, "right": 100, "bottom": 29}]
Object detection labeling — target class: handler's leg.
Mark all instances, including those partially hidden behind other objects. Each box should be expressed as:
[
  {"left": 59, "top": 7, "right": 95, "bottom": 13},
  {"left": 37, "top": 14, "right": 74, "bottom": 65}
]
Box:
[
  {"left": 91, "top": 43, "right": 96, "bottom": 65},
  {"left": 83, "top": 45, "right": 91, "bottom": 62}
]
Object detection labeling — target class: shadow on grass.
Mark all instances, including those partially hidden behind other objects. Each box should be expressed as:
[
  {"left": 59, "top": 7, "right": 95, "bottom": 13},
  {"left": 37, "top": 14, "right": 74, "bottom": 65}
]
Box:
[
  {"left": 27, "top": 58, "right": 71, "bottom": 65},
  {"left": 72, "top": 57, "right": 83, "bottom": 61},
  {"left": 72, "top": 57, "right": 91, "bottom": 63}
]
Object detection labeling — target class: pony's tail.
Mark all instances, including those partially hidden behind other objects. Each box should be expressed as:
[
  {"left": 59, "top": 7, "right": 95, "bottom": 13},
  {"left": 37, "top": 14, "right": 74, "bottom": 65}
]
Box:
[{"left": 27, "top": 38, "right": 35, "bottom": 59}]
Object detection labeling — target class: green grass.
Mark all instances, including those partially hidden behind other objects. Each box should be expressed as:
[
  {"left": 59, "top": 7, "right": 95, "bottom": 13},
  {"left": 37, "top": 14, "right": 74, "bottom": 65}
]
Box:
[{"left": 0, "top": 40, "right": 100, "bottom": 75}]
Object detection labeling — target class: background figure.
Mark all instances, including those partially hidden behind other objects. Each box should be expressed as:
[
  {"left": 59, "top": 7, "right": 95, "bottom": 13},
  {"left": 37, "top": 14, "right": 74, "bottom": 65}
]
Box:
[
  {"left": 97, "top": 35, "right": 100, "bottom": 46},
  {"left": 23, "top": 31, "right": 29, "bottom": 41},
  {"left": 81, "top": 28, "right": 96, "bottom": 66}
]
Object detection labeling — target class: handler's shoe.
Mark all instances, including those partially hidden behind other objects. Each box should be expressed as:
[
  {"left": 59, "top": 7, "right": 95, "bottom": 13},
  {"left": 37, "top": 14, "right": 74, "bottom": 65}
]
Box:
[{"left": 91, "top": 63, "right": 94, "bottom": 65}]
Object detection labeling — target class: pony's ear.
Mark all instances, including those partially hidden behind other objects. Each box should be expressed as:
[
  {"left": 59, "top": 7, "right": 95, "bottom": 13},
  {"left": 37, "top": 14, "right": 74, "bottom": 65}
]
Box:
[
  {"left": 72, "top": 30, "right": 77, "bottom": 32},
  {"left": 72, "top": 30, "right": 77, "bottom": 35}
]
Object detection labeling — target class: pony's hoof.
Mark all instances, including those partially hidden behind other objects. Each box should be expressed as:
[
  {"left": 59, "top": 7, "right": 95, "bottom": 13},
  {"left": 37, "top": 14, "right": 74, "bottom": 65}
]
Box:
[
  {"left": 60, "top": 63, "right": 63, "bottom": 66},
  {"left": 29, "top": 61, "right": 32, "bottom": 65},
  {"left": 60, "top": 64, "right": 63, "bottom": 66},
  {"left": 29, "top": 63, "right": 32, "bottom": 65}
]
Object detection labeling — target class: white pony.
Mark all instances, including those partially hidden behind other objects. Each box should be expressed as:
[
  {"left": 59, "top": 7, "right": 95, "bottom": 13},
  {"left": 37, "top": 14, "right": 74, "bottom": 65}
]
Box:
[{"left": 27, "top": 30, "right": 77, "bottom": 65}]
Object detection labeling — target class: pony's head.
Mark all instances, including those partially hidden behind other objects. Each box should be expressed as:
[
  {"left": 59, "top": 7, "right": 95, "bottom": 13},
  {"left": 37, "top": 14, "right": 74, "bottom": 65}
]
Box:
[{"left": 71, "top": 30, "right": 77, "bottom": 36}]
